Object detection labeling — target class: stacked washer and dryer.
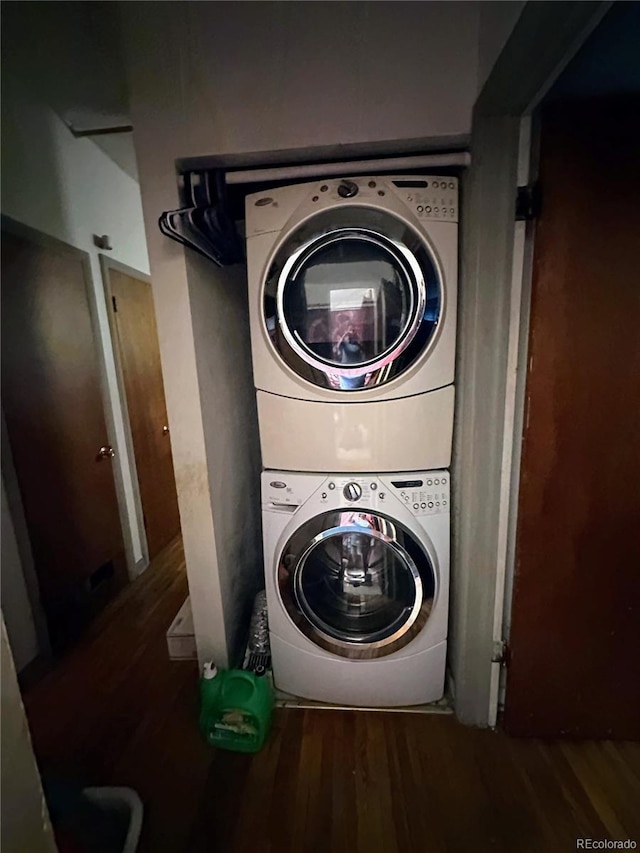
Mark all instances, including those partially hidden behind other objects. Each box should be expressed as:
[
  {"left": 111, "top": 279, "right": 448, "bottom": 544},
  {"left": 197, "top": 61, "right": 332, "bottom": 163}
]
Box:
[{"left": 245, "top": 175, "right": 457, "bottom": 706}]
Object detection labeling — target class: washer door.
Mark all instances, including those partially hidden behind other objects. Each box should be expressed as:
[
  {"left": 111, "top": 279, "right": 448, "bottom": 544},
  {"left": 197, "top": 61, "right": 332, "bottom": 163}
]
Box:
[
  {"left": 263, "top": 207, "right": 442, "bottom": 391},
  {"left": 277, "top": 510, "right": 436, "bottom": 658}
]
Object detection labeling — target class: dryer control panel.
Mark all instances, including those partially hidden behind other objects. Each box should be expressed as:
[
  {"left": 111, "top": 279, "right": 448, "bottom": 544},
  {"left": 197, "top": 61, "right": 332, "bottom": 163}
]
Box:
[
  {"left": 390, "top": 177, "right": 458, "bottom": 224},
  {"left": 246, "top": 175, "right": 459, "bottom": 237}
]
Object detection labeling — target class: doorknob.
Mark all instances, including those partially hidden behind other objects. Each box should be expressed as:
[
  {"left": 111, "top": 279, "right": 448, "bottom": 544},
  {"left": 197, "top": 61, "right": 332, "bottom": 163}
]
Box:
[
  {"left": 162, "top": 425, "right": 170, "bottom": 435},
  {"left": 97, "top": 445, "right": 115, "bottom": 460}
]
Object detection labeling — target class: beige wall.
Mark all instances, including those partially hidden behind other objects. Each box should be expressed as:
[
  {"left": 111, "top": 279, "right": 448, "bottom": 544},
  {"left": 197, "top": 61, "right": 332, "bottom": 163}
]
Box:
[
  {"left": 119, "top": 76, "right": 232, "bottom": 663},
  {"left": 1, "top": 617, "right": 57, "bottom": 853},
  {"left": 129, "top": 2, "right": 481, "bottom": 159}
]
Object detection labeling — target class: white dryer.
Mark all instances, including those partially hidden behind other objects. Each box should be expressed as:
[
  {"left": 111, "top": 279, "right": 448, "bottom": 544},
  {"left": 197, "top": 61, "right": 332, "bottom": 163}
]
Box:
[
  {"left": 246, "top": 175, "right": 458, "bottom": 473},
  {"left": 261, "top": 469, "right": 450, "bottom": 707}
]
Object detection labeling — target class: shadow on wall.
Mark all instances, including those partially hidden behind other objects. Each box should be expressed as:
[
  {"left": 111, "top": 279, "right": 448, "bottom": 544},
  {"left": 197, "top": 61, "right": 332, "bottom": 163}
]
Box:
[
  {"left": 0, "top": 5, "right": 148, "bottom": 669},
  {"left": 1, "top": 0, "right": 129, "bottom": 130},
  {"left": 1, "top": 78, "right": 70, "bottom": 246},
  {"left": 1, "top": 74, "right": 71, "bottom": 674}
]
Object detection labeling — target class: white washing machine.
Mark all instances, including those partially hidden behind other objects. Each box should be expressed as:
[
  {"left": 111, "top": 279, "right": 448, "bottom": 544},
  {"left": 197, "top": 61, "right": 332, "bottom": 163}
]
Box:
[
  {"left": 246, "top": 175, "right": 458, "bottom": 473},
  {"left": 261, "top": 469, "right": 450, "bottom": 706}
]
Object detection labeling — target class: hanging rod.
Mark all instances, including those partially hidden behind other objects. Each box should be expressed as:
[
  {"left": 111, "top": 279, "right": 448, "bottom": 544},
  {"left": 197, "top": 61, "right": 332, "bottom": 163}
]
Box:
[{"left": 224, "top": 151, "right": 471, "bottom": 185}]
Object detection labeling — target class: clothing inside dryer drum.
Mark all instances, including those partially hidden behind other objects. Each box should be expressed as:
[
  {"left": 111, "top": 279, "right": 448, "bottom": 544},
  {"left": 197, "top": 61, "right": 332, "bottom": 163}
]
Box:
[
  {"left": 283, "top": 238, "right": 411, "bottom": 370},
  {"left": 296, "top": 530, "right": 419, "bottom": 643}
]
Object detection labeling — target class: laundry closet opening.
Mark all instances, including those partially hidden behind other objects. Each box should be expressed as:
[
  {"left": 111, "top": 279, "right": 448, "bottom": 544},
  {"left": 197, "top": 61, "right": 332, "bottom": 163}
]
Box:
[{"left": 168, "top": 144, "right": 467, "bottom": 705}]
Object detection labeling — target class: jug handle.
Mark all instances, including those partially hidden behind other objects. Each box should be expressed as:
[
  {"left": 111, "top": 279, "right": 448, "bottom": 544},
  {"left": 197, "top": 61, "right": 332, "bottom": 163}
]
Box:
[{"left": 221, "top": 670, "right": 257, "bottom": 702}]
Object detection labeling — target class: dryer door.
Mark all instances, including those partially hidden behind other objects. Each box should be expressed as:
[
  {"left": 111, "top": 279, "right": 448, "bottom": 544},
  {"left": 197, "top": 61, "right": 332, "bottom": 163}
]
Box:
[
  {"left": 277, "top": 510, "right": 437, "bottom": 658},
  {"left": 263, "top": 208, "right": 442, "bottom": 391}
]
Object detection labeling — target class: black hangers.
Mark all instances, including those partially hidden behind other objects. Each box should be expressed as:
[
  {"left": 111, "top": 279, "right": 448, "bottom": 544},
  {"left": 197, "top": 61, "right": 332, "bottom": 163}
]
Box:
[{"left": 158, "top": 171, "right": 244, "bottom": 267}]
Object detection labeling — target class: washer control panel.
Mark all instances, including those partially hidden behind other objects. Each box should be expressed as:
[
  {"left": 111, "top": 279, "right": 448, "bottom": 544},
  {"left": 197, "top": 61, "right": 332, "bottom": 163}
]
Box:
[
  {"left": 388, "top": 473, "right": 450, "bottom": 517},
  {"left": 263, "top": 471, "right": 450, "bottom": 517},
  {"left": 343, "top": 482, "right": 363, "bottom": 502},
  {"left": 318, "top": 472, "right": 450, "bottom": 517},
  {"left": 262, "top": 472, "right": 328, "bottom": 509},
  {"left": 319, "top": 477, "right": 378, "bottom": 506}
]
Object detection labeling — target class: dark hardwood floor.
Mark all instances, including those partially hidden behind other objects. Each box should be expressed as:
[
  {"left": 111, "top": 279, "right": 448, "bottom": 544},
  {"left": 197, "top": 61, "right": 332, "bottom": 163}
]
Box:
[{"left": 22, "top": 536, "right": 640, "bottom": 852}]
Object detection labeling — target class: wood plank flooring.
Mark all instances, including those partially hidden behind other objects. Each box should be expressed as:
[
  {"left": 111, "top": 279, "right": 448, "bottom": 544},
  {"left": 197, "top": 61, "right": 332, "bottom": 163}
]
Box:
[{"left": 22, "top": 536, "right": 640, "bottom": 852}]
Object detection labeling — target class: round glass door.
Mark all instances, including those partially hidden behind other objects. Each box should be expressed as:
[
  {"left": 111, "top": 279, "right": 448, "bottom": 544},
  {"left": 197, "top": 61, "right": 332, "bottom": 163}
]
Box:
[
  {"left": 278, "top": 511, "right": 437, "bottom": 658},
  {"left": 263, "top": 208, "right": 443, "bottom": 391}
]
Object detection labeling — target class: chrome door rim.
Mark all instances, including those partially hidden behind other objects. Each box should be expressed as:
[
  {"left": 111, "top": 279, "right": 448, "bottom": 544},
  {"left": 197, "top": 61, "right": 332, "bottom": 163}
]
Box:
[
  {"left": 294, "top": 524, "right": 423, "bottom": 648},
  {"left": 277, "top": 511, "right": 437, "bottom": 659},
  {"left": 275, "top": 228, "right": 427, "bottom": 378}
]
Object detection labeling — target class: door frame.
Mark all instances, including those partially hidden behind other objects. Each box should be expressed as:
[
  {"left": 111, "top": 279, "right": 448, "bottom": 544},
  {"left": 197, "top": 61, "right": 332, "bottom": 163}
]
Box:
[
  {"left": 452, "top": 1, "right": 612, "bottom": 726},
  {"left": 99, "top": 255, "right": 154, "bottom": 572}
]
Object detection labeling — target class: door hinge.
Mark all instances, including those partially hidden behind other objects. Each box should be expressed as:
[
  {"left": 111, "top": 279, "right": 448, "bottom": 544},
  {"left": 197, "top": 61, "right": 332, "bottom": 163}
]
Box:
[
  {"left": 492, "top": 639, "right": 509, "bottom": 665},
  {"left": 515, "top": 183, "right": 541, "bottom": 221},
  {"left": 112, "top": 295, "right": 118, "bottom": 313}
]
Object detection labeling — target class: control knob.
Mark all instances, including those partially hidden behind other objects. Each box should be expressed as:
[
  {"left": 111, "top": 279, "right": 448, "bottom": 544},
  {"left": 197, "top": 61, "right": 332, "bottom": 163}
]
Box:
[
  {"left": 337, "top": 180, "right": 359, "bottom": 199},
  {"left": 343, "top": 482, "right": 362, "bottom": 502}
]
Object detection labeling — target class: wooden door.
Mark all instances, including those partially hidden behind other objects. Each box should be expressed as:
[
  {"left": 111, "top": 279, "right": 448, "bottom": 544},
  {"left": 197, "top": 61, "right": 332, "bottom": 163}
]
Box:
[
  {"left": 503, "top": 97, "right": 640, "bottom": 738},
  {"left": 1, "top": 223, "right": 128, "bottom": 650},
  {"left": 107, "top": 266, "right": 181, "bottom": 559}
]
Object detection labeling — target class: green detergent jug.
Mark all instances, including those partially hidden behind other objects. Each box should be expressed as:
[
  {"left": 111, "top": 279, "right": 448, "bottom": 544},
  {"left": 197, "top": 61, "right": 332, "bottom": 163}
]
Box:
[{"left": 199, "top": 662, "right": 274, "bottom": 753}]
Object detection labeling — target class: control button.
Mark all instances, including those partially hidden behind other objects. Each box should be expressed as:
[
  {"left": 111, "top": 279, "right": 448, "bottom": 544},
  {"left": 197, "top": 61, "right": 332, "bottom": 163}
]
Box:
[
  {"left": 449, "top": 182, "right": 455, "bottom": 189},
  {"left": 343, "top": 482, "right": 362, "bottom": 501},
  {"left": 413, "top": 502, "right": 419, "bottom": 510},
  {"left": 425, "top": 206, "right": 432, "bottom": 213},
  {"left": 368, "top": 181, "right": 377, "bottom": 188},
  {"left": 379, "top": 492, "right": 385, "bottom": 500},
  {"left": 321, "top": 492, "right": 327, "bottom": 499},
  {"left": 378, "top": 190, "right": 385, "bottom": 196},
  {"left": 320, "top": 185, "right": 328, "bottom": 192},
  {"left": 404, "top": 495, "right": 409, "bottom": 502},
  {"left": 328, "top": 482, "right": 336, "bottom": 490},
  {"left": 433, "top": 181, "right": 439, "bottom": 188},
  {"left": 450, "top": 208, "right": 455, "bottom": 215},
  {"left": 441, "top": 477, "right": 447, "bottom": 484},
  {"left": 270, "top": 481, "right": 287, "bottom": 489},
  {"left": 434, "top": 478, "right": 440, "bottom": 485},
  {"left": 427, "top": 479, "right": 433, "bottom": 486},
  {"left": 434, "top": 207, "right": 439, "bottom": 214},
  {"left": 312, "top": 195, "right": 319, "bottom": 202},
  {"left": 370, "top": 482, "right": 377, "bottom": 490},
  {"left": 337, "top": 180, "right": 359, "bottom": 198},
  {"left": 421, "top": 502, "right": 427, "bottom": 509},
  {"left": 417, "top": 205, "right": 423, "bottom": 212},
  {"left": 428, "top": 502, "right": 434, "bottom": 509},
  {"left": 436, "top": 502, "right": 440, "bottom": 507},
  {"left": 443, "top": 500, "right": 448, "bottom": 506}
]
